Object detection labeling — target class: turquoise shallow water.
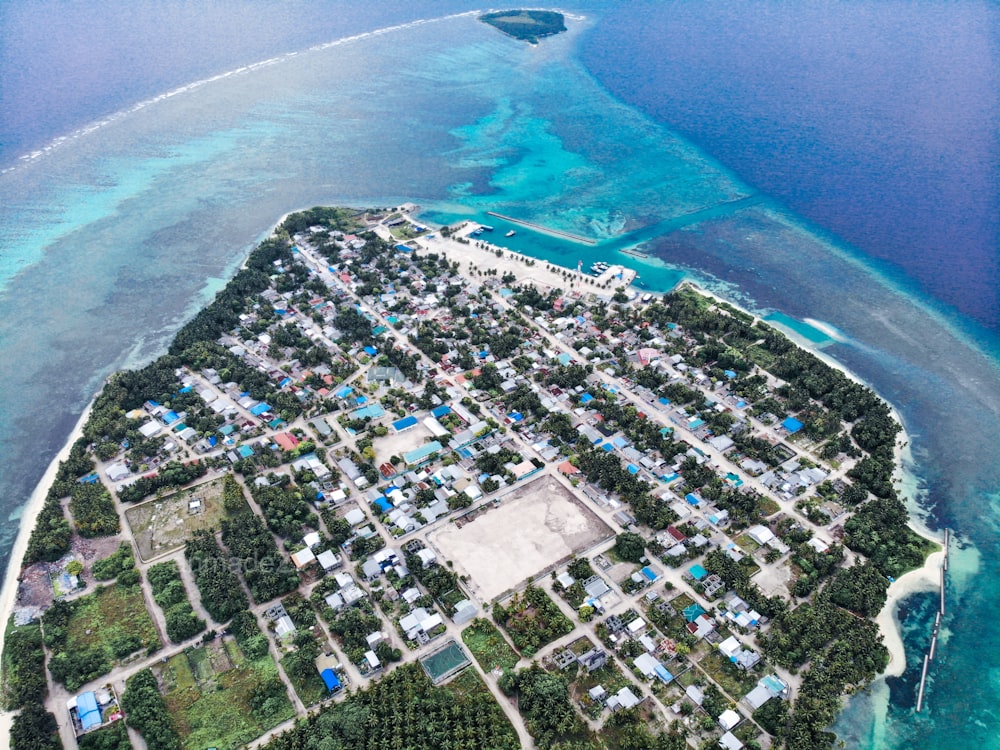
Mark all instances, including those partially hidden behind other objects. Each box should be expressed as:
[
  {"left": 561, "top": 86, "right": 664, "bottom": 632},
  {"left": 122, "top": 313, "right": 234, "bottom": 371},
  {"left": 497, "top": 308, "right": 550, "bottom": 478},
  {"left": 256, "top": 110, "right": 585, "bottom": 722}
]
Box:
[{"left": 0, "top": 12, "right": 998, "bottom": 749}]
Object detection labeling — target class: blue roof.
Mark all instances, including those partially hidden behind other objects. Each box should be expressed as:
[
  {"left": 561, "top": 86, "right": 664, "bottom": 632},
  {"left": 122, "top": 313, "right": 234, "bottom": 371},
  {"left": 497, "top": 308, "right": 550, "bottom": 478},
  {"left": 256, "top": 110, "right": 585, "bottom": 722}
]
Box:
[
  {"left": 179, "top": 385, "right": 193, "bottom": 393},
  {"left": 626, "top": 464, "right": 639, "bottom": 475},
  {"left": 612, "top": 436, "right": 629, "bottom": 449},
  {"left": 689, "top": 564, "right": 708, "bottom": 581},
  {"left": 724, "top": 370, "right": 737, "bottom": 379},
  {"left": 163, "top": 411, "right": 180, "bottom": 424},
  {"left": 395, "top": 244, "right": 413, "bottom": 253},
  {"left": 685, "top": 493, "right": 701, "bottom": 506},
  {"left": 580, "top": 393, "right": 594, "bottom": 404},
  {"left": 238, "top": 445, "right": 254, "bottom": 458},
  {"left": 334, "top": 386, "right": 354, "bottom": 399},
  {"left": 403, "top": 441, "right": 443, "bottom": 465},
  {"left": 431, "top": 405, "right": 452, "bottom": 418},
  {"left": 352, "top": 403, "right": 385, "bottom": 420},
  {"left": 508, "top": 412, "right": 523, "bottom": 422},
  {"left": 364, "top": 346, "right": 378, "bottom": 356},
  {"left": 374, "top": 497, "right": 392, "bottom": 512},
  {"left": 557, "top": 352, "right": 572, "bottom": 365},
  {"left": 658, "top": 397, "right": 671, "bottom": 405},
  {"left": 76, "top": 691, "right": 102, "bottom": 731},
  {"left": 393, "top": 415, "right": 418, "bottom": 431},
  {"left": 661, "top": 472, "right": 679, "bottom": 483},
  {"left": 601, "top": 443, "right": 614, "bottom": 453},
  {"left": 641, "top": 566, "right": 658, "bottom": 581},
  {"left": 356, "top": 395, "right": 368, "bottom": 405},
  {"left": 783, "top": 417, "right": 804, "bottom": 433},
  {"left": 683, "top": 602, "right": 707, "bottom": 622},
  {"left": 321, "top": 668, "right": 342, "bottom": 691},
  {"left": 654, "top": 665, "right": 674, "bottom": 683},
  {"left": 249, "top": 403, "right": 271, "bottom": 416},
  {"left": 279, "top": 377, "right": 292, "bottom": 388},
  {"left": 687, "top": 418, "right": 705, "bottom": 429}
]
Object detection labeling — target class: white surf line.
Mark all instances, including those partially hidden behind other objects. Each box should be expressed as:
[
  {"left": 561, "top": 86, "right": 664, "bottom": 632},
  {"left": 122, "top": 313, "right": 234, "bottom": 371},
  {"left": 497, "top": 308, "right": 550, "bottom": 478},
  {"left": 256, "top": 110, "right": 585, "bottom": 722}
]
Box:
[{"left": 0, "top": 11, "right": 481, "bottom": 177}]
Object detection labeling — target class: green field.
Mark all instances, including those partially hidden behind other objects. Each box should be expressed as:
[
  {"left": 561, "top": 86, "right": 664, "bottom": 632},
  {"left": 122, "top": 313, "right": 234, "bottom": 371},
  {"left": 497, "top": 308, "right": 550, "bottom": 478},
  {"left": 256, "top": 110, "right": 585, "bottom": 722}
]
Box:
[
  {"left": 280, "top": 652, "right": 328, "bottom": 707},
  {"left": 46, "top": 582, "right": 161, "bottom": 689},
  {"left": 461, "top": 618, "right": 519, "bottom": 673},
  {"left": 157, "top": 636, "right": 294, "bottom": 750}
]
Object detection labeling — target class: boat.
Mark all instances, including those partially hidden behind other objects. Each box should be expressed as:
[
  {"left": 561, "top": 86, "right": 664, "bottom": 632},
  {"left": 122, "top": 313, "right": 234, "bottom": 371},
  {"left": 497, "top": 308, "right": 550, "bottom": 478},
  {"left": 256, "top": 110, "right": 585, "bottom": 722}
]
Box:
[
  {"left": 480, "top": 225, "right": 494, "bottom": 232},
  {"left": 505, "top": 230, "right": 516, "bottom": 237}
]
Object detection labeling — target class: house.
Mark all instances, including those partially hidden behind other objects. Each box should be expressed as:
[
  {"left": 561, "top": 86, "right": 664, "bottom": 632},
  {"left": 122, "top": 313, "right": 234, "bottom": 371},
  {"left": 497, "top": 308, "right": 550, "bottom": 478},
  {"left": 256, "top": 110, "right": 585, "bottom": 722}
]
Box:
[
  {"left": 607, "top": 686, "right": 642, "bottom": 711},
  {"left": 719, "top": 709, "right": 741, "bottom": 731},
  {"left": 719, "top": 731, "right": 743, "bottom": 750},
  {"left": 747, "top": 525, "right": 775, "bottom": 546},
  {"left": 719, "top": 635, "right": 761, "bottom": 670},
  {"left": 686, "top": 685, "right": 705, "bottom": 706},
  {"left": 399, "top": 607, "right": 444, "bottom": 642},
  {"left": 68, "top": 691, "right": 104, "bottom": 734},
  {"left": 317, "top": 549, "right": 342, "bottom": 571},
  {"left": 589, "top": 685, "right": 608, "bottom": 704},
  {"left": 344, "top": 508, "right": 367, "bottom": 526},
  {"left": 577, "top": 648, "right": 608, "bottom": 672},
  {"left": 274, "top": 615, "right": 296, "bottom": 639},
  {"left": 743, "top": 684, "right": 774, "bottom": 710},
  {"left": 633, "top": 653, "right": 660, "bottom": 679},
  {"left": 290, "top": 547, "right": 316, "bottom": 570},
  {"left": 320, "top": 668, "right": 343, "bottom": 693}
]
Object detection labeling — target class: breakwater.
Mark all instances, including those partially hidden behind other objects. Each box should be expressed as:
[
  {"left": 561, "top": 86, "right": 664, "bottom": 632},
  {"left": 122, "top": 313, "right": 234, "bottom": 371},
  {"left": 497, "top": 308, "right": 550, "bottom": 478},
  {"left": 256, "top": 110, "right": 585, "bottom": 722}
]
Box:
[
  {"left": 916, "top": 528, "right": 950, "bottom": 712},
  {"left": 485, "top": 211, "right": 598, "bottom": 245}
]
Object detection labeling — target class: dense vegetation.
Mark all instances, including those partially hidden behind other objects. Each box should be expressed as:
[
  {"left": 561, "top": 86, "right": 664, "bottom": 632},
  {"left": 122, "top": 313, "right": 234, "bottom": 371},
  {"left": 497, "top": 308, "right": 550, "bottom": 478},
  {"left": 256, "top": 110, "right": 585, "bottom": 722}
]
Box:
[
  {"left": 499, "top": 664, "right": 587, "bottom": 748},
  {"left": 184, "top": 529, "right": 249, "bottom": 622},
  {"left": 77, "top": 721, "right": 130, "bottom": 750},
  {"left": 24, "top": 441, "right": 91, "bottom": 563},
  {"left": 121, "top": 668, "right": 182, "bottom": 750},
  {"left": 260, "top": 663, "right": 518, "bottom": 750},
  {"left": 844, "top": 496, "right": 936, "bottom": 578},
  {"left": 229, "top": 609, "right": 270, "bottom": 661},
  {"left": 221, "top": 513, "right": 300, "bottom": 603},
  {"left": 92, "top": 541, "right": 135, "bottom": 581},
  {"left": 249, "top": 479, "right": 318, "bottom": 540},
  {"left": 492, "top": 585, "right": 573, "bottom": 656},
  {"left": 147, "top": 560, "right": 206, "bottom": 643},
  {"left": 10, "top": 703, "right": 62, "bottom": 750},
  {"left": 69, "top": 482, "right": 120, "bottom": 537},
  {"left": 117, "top": 460, "right": 207, "bottom": 504},
  {"left": 44, "top": 577, "right": 160, "bottom": 690},
  {"left": 1, "top": 622, "right": 48, "bottom": 710},
  {"left": 480, "top": 10, "right": 566, "bottom": 44}
]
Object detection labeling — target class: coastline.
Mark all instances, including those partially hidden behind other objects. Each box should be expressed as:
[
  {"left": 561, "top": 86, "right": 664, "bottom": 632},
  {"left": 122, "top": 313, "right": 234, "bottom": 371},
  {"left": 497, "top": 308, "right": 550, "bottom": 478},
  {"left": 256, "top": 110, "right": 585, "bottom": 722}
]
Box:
[
  {"left": 0, "top": 397, "right": 97, "bottom": 737},
  {"left": 672, "top": 279, "right": 942, "bottom": 680},
  {"left": 0, "top": 210, "right": 942, "bottom": 742}
]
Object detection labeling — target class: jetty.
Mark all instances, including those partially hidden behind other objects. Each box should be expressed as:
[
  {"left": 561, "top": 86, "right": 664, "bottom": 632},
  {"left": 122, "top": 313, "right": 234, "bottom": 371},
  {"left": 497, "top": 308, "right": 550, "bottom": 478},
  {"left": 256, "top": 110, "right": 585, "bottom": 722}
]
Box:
[
  {"left": 916, "top": 527, "right": 950, "bottom": 713},
  {"left": 485, "top": 211, "right": 597, "bottom": 245}
]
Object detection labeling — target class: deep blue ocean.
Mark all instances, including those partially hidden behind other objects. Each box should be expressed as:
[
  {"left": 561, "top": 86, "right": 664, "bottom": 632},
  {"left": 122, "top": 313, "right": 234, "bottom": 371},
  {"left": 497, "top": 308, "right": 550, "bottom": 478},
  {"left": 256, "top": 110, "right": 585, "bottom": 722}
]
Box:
[{"left": 1, "top": 3, "right": 998, "bottom": 747}]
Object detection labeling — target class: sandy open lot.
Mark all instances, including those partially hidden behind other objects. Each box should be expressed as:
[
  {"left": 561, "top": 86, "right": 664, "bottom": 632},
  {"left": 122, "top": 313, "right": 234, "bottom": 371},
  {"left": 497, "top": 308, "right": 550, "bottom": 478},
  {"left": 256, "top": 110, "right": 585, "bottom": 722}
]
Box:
[
  {"left": 428, "top": 474, "right": 612, "bottom": 602},
  {"left": 373, "top": 424, "right": 432, "bottom": 465},
  {"left": 125, "top": 475, "right": 236, "bottom": 561}
]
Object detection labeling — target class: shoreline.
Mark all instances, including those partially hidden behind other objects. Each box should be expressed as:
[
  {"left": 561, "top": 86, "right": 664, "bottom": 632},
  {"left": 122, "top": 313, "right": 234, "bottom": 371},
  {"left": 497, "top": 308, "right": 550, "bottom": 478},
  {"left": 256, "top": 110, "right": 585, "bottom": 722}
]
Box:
[
  {"left": 0, "top": 396, "right": 97, "bottom": 736},
  {"left": 673, "top": 279, "right": 942, "bottom": 680},
  {"left": 0, "top": 208, "right": 942, "bottom": 738}
]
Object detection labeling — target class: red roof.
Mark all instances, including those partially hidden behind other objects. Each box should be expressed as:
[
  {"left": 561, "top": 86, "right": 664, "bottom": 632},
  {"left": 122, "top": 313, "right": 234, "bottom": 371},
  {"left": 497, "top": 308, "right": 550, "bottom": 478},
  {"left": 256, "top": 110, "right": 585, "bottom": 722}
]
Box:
[
  {"left": 557, "top": 461, "right": 580, "bottom": 476},
  {"left": 274, "top": 433, "right": 300, "bottom": 452}
]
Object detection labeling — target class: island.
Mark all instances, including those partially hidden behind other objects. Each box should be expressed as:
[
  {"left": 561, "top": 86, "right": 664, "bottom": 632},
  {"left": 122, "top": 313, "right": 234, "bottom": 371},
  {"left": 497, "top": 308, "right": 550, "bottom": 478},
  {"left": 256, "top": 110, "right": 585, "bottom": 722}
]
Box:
[
  {"left": 480, "top": 10, "right": 567, "bottom": 44},
  {"left": 0, "top": 205, "right": 938, "bottom": 750}
]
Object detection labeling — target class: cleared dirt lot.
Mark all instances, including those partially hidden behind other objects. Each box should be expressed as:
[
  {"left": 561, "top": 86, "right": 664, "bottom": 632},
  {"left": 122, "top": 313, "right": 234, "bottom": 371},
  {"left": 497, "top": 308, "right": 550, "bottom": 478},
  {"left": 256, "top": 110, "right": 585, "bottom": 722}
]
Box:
[
  {"left": 429, "top": 474, "right": 612, "bottom": 602},
  {"left": 125, "top": 476, "right": 237, "bottom": 561}
]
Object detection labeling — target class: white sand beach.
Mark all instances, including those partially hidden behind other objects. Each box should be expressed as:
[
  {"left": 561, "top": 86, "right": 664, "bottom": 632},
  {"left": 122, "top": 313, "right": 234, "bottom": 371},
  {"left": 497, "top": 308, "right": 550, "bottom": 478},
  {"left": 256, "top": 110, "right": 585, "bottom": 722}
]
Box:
[{"left": 0, "top": 398, "right": 97, "bottom": 736}]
